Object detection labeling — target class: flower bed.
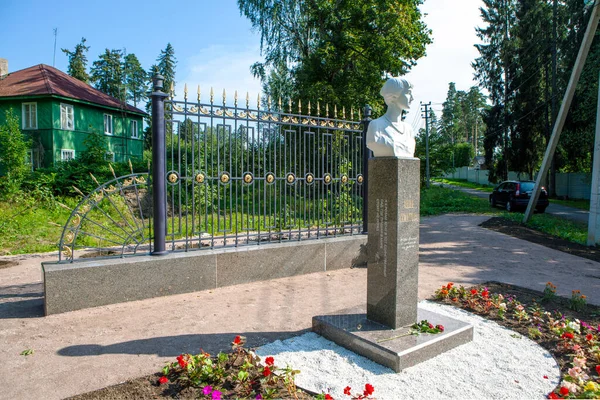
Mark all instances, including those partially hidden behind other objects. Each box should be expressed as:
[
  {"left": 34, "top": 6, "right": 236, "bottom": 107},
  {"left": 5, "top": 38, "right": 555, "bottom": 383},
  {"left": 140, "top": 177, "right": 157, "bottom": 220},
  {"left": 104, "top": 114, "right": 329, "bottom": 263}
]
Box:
[{"left": 434, "top": 282, "right": 600, "bottom": 399}]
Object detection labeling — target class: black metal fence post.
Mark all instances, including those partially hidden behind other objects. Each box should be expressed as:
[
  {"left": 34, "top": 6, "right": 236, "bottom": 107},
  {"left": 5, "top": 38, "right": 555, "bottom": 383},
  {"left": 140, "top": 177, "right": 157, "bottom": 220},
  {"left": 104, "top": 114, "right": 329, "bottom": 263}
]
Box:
[
  {"left": 151, "top": 75, "right": 169, "bottom": 255},
  {"left": 362, "top": 104, "right": 372, "bottom": 234}
]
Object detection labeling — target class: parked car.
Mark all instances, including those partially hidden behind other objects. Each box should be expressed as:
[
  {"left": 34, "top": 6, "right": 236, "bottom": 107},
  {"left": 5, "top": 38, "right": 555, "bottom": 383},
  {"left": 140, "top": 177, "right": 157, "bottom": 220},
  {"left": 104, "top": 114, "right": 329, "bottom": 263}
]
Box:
[{"left": 489, "top": 180, "right": 549, "bottom": 212}]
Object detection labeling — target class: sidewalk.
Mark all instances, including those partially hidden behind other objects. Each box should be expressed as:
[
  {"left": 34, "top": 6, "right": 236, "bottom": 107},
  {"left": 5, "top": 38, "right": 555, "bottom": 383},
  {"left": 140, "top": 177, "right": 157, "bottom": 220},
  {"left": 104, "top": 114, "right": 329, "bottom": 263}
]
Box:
[{"left": 1, "top": 214, "right": 599, "bottom": 400}]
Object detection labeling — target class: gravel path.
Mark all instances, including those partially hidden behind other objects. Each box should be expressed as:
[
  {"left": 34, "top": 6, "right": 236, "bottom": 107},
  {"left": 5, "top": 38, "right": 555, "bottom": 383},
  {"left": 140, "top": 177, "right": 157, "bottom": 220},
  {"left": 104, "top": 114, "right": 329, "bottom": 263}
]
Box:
[{"left": 257, "top": 301, "right": 560, "bottom": 400}]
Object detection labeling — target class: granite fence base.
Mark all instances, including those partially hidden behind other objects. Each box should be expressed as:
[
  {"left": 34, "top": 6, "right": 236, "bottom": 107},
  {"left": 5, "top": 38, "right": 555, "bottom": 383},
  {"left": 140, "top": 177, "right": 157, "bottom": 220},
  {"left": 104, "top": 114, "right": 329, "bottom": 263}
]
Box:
[{"left": 42, "top": 235, "right": 368, "bottom": 315}]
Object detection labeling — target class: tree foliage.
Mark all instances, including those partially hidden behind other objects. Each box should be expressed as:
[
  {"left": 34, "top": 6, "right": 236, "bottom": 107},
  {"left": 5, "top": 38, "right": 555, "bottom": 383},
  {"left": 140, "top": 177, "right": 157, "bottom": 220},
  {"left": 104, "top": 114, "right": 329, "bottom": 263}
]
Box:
[
  {"left": 90, "top": 49, "right": 125, "bottom": 100},
  {"left": 238, "top": 0, "right": 432, "bottom": 114},
  {"left": 62, "top": 37, "right": 90, "bottom": 83},
  {"left": 157, "top": 43, "right": 177, "bottom": 96},
  {"left": 123, "top": 53, "right": 148, "bottom": 107},
  {"left": 0, "top": 109, "right": 31, "bottom": 197}
]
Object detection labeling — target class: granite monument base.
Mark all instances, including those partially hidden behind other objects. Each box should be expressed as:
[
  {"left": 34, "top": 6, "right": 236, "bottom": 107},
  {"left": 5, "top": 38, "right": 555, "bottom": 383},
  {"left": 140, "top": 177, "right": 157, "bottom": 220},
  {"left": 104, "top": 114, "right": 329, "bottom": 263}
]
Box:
[{"left": 312, "top": 306, "right": 473, "bottom": 372}]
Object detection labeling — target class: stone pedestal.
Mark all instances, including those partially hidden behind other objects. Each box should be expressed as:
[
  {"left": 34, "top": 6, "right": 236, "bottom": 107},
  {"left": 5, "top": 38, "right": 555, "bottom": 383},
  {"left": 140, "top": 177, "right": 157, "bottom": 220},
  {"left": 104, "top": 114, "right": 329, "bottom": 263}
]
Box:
[
  {"left": 366, "top": 157, "right": 420, "bottom": 329},
  {"left": 312, "top": 156, "right": 473, "bottom": 372}
]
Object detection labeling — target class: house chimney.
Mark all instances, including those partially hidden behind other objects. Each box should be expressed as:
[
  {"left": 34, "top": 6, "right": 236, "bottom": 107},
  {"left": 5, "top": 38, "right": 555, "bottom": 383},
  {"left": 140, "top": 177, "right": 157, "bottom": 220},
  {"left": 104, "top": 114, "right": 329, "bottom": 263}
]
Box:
[{"left": 0, "top": 59, "right": 7, "bottom": 78}]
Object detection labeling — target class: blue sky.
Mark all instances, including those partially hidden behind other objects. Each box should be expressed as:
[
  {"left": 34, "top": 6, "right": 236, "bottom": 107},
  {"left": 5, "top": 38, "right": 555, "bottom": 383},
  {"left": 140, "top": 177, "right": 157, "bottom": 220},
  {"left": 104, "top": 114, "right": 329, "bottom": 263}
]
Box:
[{"left": 1, "top": 0, "right": 484, "bottom": 131}]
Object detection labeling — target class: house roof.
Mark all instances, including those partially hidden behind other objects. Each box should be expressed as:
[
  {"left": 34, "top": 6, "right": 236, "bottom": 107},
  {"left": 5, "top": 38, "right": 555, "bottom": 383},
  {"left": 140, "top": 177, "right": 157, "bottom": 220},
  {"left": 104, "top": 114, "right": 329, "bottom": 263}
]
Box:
[{"left": 0, "top": 64, "right": 146, "bottom": 115}]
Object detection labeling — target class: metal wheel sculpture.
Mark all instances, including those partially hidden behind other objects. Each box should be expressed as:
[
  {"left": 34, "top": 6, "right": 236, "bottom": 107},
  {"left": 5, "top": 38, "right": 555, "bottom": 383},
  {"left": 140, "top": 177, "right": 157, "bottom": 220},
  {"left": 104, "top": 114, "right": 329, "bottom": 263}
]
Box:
[{"left": 58, "top": 170, "right": 150, "bottom": 263}]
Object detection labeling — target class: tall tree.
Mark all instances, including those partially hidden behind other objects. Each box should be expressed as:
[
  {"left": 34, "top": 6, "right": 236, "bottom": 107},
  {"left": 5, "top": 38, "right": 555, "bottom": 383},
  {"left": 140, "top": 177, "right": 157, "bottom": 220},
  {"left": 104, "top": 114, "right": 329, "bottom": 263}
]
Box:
[
  {"left": 0, "top": 109, "right": 31, "bottom": 197},
  {"left": 157, "top": 43, "right": 177, "bottom": 96},
  {"left": 90, "top": 49, "right": 125, "bottom": 100},
  {"left": 61, "top": 37, "right": 90, "bottom": 83},
  {"left": 238, "top": 0, "right": 432, "bottom": 114},
  {"left": 123, "top": 53, "right": 148, "bottom": 107}
]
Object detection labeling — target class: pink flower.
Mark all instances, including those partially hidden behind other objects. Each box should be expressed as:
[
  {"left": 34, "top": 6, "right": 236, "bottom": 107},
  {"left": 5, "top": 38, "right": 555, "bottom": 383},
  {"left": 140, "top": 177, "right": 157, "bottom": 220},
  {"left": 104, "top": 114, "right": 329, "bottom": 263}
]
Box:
[
  {"left": 203, "top": 386, "right": 213, "bottom": 396},
  {"left": 158, "top": 376, "right": 168, "bottom": 385},
  {"left": 211, "top": 390, "right": 222, "bottom": 400},
  {"left": 573, "top": 357, "right": 586, "bottom": 368},
  {"left": 255, "top": 395, "right": 263, "bottom": 400}
]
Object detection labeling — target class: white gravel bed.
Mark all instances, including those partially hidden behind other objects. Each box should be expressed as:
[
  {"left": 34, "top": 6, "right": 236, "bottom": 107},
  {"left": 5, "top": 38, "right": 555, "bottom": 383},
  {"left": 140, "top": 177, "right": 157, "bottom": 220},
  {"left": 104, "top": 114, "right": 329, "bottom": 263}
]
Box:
[{"left": 256, "top": 301, "right": 560, "bottom": 400}]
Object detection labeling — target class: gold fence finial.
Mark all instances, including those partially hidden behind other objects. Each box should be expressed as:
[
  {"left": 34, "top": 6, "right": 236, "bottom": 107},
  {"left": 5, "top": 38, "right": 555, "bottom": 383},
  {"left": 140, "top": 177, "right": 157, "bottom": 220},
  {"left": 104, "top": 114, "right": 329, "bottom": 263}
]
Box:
[
  {"left": 109, "top": 163, "right": 116, "bottom": 178},
  {"left": 223, "top": 89, "right": 226, "bottom": 105},
  {"left": 128, "top": 158, "right": 133, "bottom": 174},
  {"left": 317, "top": 101, "right": 320, "bottom": 117},
  {"left": 334, "top": 104, "right": 338, "bottom": 118},
  {"left": 210, "top": 87, "right": 214, "bottom": 103},
  {"left": 351, "top": 106, "right": 354, "bottom": 121},
  {"left": 342, "top": 106, "right": 346, "bottom": 119},
  {"left": 308, "top": 100, "right": 311, "bottom": 115},
  {"left": 288, "top": 98, "right": 292, "bottom": 114},
  {"left": 298, "top": 99, "right": 302, "bottom": 114},
  {"left": 257, "top": 94, "right": 261, "bottom": 109},
  {"left": 234, "top": 90, "right": 238, "bottom": 107},
  {"left": 268, "top": 95, "right": 272, "bottom": 110},
  {"left": 326, "top": 104, "right": 329, "bottom": 117},
  {"left": 358, "top": 108, "right": 362, "bottom": 121},
  {"left": 184, "top": 83, "right": 188, "bottom": 100},
  {"left": 246, "top": 92, "right": 250, "bottom": 109},
  {"left": 278, "top": 96, "right": 282, "bottom": 111},
  {"left": 197, "top": 85, "right": 201, "bottom": 101},
  {"left": 170, "top": 82, "right": 174, "bottom": 99}
]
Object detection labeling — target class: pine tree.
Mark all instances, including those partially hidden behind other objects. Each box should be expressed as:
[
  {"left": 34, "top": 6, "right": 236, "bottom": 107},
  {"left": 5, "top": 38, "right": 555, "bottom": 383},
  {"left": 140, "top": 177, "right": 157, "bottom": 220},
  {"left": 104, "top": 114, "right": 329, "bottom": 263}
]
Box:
[
  {"left": 90, "top": 49, "right": 125, "bottom": 100},
  {"left": 157, "top": 44, "right": 177, "bottom": 96},
  {"left": 61, "top": 38, "right": 90, "bottom": 83},
  {"left": 123, "top": 53, "right": 147, "bottom": 107}
]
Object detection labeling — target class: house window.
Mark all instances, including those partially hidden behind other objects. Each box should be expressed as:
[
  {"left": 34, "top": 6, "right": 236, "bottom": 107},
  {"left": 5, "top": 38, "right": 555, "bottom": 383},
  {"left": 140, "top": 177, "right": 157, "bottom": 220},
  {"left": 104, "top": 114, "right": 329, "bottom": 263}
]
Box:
[
  {"left": 130, "top": 120, "right": 138, "bottom": 138},
  {"left": 105, "top": 152, "right": 115, "bottom": 162},
  {"left": 60, "top": 103, "right": 74, "bottom": 130},
  {"left": 104, "top": 114, "right": 113, "bottom": 135},
  {"left": 61, "top": 149, "right": 75, "bottom": 161},
  {"left": 22, "top": 102, "right": 37, "bottom": 129}
]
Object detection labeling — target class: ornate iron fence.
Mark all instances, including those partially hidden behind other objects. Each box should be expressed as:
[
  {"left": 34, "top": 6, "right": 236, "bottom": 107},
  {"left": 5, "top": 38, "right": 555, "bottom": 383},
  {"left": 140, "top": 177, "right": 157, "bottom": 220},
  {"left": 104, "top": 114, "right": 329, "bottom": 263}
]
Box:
[
  {"left": 59, "top": 75, "right": 368, "bottom": 262},
  {"left": 158, "top": 78, "right": 366, "bottom": 252}
]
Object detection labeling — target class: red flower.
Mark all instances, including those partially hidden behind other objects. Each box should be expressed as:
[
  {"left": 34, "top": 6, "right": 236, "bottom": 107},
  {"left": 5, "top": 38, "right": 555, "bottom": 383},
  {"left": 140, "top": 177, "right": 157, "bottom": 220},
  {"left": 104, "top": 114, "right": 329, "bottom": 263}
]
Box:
[
  {"left": 265, "top": 356, "right": 275, "bottom": 366},
  {"left": 481, "top": 290, "right": 489, "bottom": 298},
  {"left": 436, "top": 325, "right": 445, "bottom": 332},
  {"left": 586, "top": 334, "right": 593, "bottom": 341},
  {"left": 344, "top": 386, "right": 352, "bottom": 396},
  {"left": 363, "top": 383, "right": 375, "bottom": 396},
  {"left": 543, "top": 375, "right": 548, "bottom": 379},
  {"left": 158, "top": 376, "right": 168, "bottom": 385},
  {"left": 263, "top": 366, "right": 272, "bottom": 377},
  {"left": 470, "top": 288, "right": 478, "bottom": 295},
  {"left": 548, "top": 392, "right": 561, "bottom": 399},
  {"left": 176, "top": 355, "right": 187, "bottom": 368},
  {"left": 325, "top": 395, "right": 333, "bottom": 400},
  {"left": 561, "top": 332, "right": 574, "bottom": 340},
  {"left": 428, "top": 323, "right": 434, "bottom": 329},
  {"left": 596, "top": 365, "right": 600, "bottom": 375},
  {"left": 559, "top": 387, "right": 569, "bottom": 396},
  {"left": 233, "top": 335, "right": 241, "bottom": 344},
  {"left": 447, "top": 282, "right": 454, "bottom": 288}
]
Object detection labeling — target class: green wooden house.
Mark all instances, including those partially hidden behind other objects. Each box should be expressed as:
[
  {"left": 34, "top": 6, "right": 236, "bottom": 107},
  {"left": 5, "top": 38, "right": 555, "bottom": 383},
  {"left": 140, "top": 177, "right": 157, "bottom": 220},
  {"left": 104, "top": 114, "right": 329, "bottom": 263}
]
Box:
[{"left": 0, "top": 64, "right": 146, "bottom": 169}]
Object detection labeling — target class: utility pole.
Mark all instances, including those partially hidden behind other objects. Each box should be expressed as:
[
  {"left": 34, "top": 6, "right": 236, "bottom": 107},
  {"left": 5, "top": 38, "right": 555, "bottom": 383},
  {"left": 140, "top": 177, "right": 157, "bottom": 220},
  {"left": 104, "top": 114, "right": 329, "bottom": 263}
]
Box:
[
  {"left": 502, "top": 0, "right": 510, "bottom": 181},
  {"left": 550, "top": 0, "right": 558, "bottom": 197},
  {"left": 52, "top": 28, "right": 58, "bottom": 67},
  {"left": 421, "top": 102, "right": 432, "bottom": 187}
]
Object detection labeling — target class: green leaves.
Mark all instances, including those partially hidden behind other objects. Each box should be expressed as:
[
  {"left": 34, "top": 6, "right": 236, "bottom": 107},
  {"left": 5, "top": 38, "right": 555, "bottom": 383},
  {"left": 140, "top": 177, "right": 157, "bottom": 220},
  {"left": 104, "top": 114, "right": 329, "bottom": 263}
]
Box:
[{"left": 20, "top": 349, "right": 34, "bottom": 356}]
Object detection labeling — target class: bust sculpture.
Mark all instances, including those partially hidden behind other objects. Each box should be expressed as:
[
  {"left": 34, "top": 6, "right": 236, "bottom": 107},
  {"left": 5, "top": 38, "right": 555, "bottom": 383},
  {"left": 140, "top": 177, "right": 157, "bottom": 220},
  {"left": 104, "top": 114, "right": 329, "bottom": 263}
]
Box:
[{"left": 366, "top": 77, "right": 415, "bottom": 158}]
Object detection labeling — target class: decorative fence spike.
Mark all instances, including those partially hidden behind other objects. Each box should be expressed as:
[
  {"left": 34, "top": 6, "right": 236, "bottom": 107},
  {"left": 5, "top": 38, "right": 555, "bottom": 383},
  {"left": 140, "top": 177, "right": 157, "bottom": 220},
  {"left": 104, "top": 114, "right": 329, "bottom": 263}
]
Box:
[
  {"left": 308, "top": 100, "right": 311, "bottom": 115},
  {"left": 72, "top": 186, "right": 85, "bottom": 197},
  {"left": 288, "top": 98, "right": 292, "bottom": 114},
  {"left": 170, "top": 82, "right": 174, "bottom": 99},
  {"left": 257, "top": 94, "right": 261, "bottom": 110},
  {"left": 184, "top": 83, "right": 188, "bottom": 100},
  {"left": 197, "top": 85, "right": 201, "bottom": 101},
  {"left": 234, "top": 90, "right": 238, "bottom": 107},
  {"left": 334, "top": 104, "right": 338, "bottom": 118},
  {"left": 326, "top": 104, "right": 329, "bottom": 117},
  {"left": 351, "top": 106, "right": 354, "bottom": 121},
  {"left": 89, "top": 173, "right": 100, "bottom": 186},
  {"left": 317, "top": 101, "right": 321, "bottom": 117},
  {"left": 278, "top": 96, "right": 282, "bottom": 111},
  {"left": 343, "top": 106, "right": 346, "bottom": 120},
  {"left": 109, "top": 164, "right": 116, "bottom": 178},
  {"left": 223, "top": 89, "right": 226, "bottom": 105},
  {"left": 246, "top": 92, "right": 250, "bottom": 109},
  {"left": 298, "top": 99, "right": 302, "bottom": 114},
  {"left": 268, "top": 95, "right": 272, "bottom": 110},
  {"left": 57, "top": 202, "right": 71, "bottom": 211},
  {"left": 128, "top": 158, "right": 133, "bottom": 174},
  {"left": 210, "top": 87, "right": 214, "bottom": 104}
]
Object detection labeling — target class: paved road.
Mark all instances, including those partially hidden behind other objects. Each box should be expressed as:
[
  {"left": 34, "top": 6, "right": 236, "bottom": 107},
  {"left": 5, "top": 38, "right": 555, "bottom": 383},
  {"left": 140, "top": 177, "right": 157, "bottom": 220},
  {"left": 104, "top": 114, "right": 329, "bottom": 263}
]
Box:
[{"left": 439, "top": 183, "right": 589, "bottom": 225}]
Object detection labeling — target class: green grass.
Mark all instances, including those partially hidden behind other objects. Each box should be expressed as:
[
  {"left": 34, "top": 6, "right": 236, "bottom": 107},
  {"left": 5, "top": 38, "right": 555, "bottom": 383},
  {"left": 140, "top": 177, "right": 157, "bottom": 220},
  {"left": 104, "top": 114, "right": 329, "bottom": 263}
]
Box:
[
  {"left": 420, "top": 185, "right": 499, "bottom": 216},
  {"left": 433, "top": 178, "right": 495, "bottom": 192},
  {"left": 550, "top": 198, "right": 590, "bottom": 211},
  {"left": 502, "top": 212, "right": 587, "bottom": 245}
]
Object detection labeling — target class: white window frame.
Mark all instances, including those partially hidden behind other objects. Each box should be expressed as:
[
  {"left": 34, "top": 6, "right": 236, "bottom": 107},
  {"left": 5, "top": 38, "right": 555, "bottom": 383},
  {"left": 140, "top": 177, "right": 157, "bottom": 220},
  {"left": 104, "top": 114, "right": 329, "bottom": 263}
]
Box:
[
  {"left": 130, "top": 120, "right": 138, "bottom": 138},
  {"left": 61, "top": 149, "right": 75, "bottom": 162},
  {"left": 22, "top": 102, "right": 37, "bottom": 130},
  {"left": 104, "top": 114, "right": 113, "bottom": 135},
  {"left": 60, "top": 103, "right": 74, "bottom": 131},
  {"left": 104, "top": 152, "right": 115, "bottom": 162}
]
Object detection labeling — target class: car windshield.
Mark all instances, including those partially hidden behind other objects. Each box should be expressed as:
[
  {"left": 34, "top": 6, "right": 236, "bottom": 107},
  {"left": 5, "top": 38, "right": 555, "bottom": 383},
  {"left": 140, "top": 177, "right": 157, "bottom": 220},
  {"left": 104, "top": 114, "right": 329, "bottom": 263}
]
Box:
[{"left": 519, "top": 182, "right": 535, "bottom": 191}]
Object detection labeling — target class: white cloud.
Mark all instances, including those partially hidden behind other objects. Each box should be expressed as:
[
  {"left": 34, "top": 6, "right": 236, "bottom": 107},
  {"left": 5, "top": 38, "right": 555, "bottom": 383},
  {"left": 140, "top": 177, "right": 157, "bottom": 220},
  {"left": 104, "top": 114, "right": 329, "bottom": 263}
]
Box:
[
  {"left": 404, "top": 0, "right": 484, "bottom": 128},
  {"left": 180, "top": 44, "right": 264, "bottom": 108}
]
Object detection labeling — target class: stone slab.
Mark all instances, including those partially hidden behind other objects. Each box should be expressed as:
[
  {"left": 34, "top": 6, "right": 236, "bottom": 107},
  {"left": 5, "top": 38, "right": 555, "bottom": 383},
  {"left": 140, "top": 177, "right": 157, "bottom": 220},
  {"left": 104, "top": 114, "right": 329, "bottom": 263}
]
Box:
[
  {"left": 367, "top": 157, "right": 420, "bottom": 329},
  {"left": 312, "top": 306, "right": 473, "bottom": 372},
  {"left": 43, "top": 235, "right": 367, "bottom": 315}
]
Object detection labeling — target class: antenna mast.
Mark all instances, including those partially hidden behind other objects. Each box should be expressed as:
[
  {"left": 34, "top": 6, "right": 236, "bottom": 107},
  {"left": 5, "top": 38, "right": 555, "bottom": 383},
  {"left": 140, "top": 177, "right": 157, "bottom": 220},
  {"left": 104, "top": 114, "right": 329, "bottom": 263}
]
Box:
[{"left": 52, "top": 28, "right": 58, "bottom": 67}]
